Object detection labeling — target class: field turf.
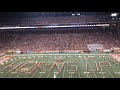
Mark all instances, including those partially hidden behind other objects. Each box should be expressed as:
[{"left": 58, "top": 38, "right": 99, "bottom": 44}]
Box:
[{"left": 0, "top": 53, "right": 120, "bottom": 78}]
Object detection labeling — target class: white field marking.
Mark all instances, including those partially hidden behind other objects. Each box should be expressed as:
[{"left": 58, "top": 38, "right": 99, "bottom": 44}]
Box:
[
  {"left": 31, "top": 68, "right": 39, "bottom": 78},
  {"left": 104, "top": 67, "right": 114, "bottom": 78},
  {"left": 100, "top": 58, "right": 114, "bottom": 78},
  {"left": 77, "top": 66, "right": 81, "bottom": 78},
  {"left": 106, "top": 59, "right": 119, "bottom": 75},
  {"left": 95, "top": 62, "right": 99, "bottom": 71},
  {"left": 47, "top": 69, "right": 51, "bottom": 78},
  {"left": 100, "top": 59, "right": 114, "bottom": 78},
  {"left": 91, "top": 58, "right": 105, "bottom": 78},
  {"left": 110, "top": 64, "right": 120, "bottom": 77},
  {"left": 38, "top": 72, "right": 44, "bottom": 78},
  {"left": 71, "top": 72, "right": 73, "bottom": 78},
  {"left": 85, "top": 62, "right": 87, "bottom": 71},
  {"left": 87, "top": 61, "right": 97, "bottom": 78},
  {"left": 16, "top": 67, "right": 28, "bottom": 78},
  {"left": 1, "top": 62, "right": 16, "bottom": 71},
  {"left": 8, "top": 71, "right": 16, "bottom": 78},
  {"left": 111, "top": 68, "right": 120, "bottom": 77},
  {"left": 0, "top": 72, "right": 3, "bottom": 74},
  {"left": 23, "top": 66, "right": 33, "bottom": 78},
  {"left": 95, "top": 62, "right": 105, "bottom": 77},
  {"left": 16, "top": 68, "right": 32, "bottom": 78},
  {"left": 1, "top": 63, "right": 4, "bottom": 65},
  {"left": 22, "top": 72, "right": 28, "bottom": 78},
  {"left": 92, "top": 59, "right": 105, "bottom": 77},
  {"left": 21, "top": 65, "right": 31, "bottom": 77},
  {"left": 1, "top": 70, "right": 10, "bottom": 78},
  {"left": 9, "top": 63, "right": 24, "bottom": 72},
  {"left": 63, "top": 62, "right": 66, "bottom": 78},
  {"left": 15, "top": 71, "right": 23, "bottom": 78},
  {"left": 2, "top": 63, "right": 24, "bottom": 78},
  {"left": 81, "top": 59, "right": 89, "bottom": 78}
]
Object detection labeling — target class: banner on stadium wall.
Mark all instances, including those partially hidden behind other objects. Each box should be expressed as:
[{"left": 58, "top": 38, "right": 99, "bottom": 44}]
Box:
[
  {"left": 63, "top": 50, "right": 80, "bottom": 53},
  {"left": 87, "top": 44, "right": 104, "bottom": 52},
  {"left": 40, "top": 51, "right": 60, "bottom": 53},
  {"left": 39, "top": 50, "right": 89, "bottom": 53}
]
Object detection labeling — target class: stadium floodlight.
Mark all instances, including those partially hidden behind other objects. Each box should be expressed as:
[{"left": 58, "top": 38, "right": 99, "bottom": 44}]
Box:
[
  {"left": 77, "top": 13, "right": 80, "bottom": 16},
  {"left": 111, "top": 13, "right": 118, "bottom": 17},
  {"left": 72, "top": 13, "right": 75, "bottom": 16}
]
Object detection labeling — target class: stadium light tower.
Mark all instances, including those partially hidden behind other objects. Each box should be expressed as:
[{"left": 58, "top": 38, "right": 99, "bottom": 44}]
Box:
[{"left": 111, "top": 13, "right": 118, "bottom": 17}]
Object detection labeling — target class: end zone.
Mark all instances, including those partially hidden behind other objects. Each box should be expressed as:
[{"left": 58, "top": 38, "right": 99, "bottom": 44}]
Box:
[
  {"left": 109, "top": 54, "right": 120, "bottom": 62},
  {"left": 0, "top": 55, "right": 13, "bottom": 64}
]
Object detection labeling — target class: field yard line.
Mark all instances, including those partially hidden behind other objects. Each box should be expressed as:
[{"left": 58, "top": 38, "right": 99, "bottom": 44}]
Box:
[
  {"left": 13, "top": 59, "right": 27, "bottom": 78},
  {"left": 1, "top": 71, "right": 9, "bottom": 78},
  {"left": 1, "top": 62, "right": 18, "bottom": 78},
  {"left": 107, "top": 59, "right": 120, "bottom": 77},
  {"left": 81, "top": 59, "right": 89, "bottom": 78},
  {"left": 88, "top": 61, "right": 97, "bottom": 78},
  {"left": 110, "top": 67, "right": 120, "bottom": 77},
  {"left": 2, "top": 55, "right": 28, "bottom": 78},
  {"left": 31, "top": 68, "right": 38, "bottom": 78},
  {"left": 1, "top": 64, "right": 11, "bottom": 71},
  {"left": 23, "top": 68, "right": 32, "bottom": 78},
  {"left": 22, "top": 73, "right": 27, "bottom": 78},
  {"left": 104, "top": 68, "right": 114, "bottom": 78},
  {"left": 15, "top": 72, "right": 22, "bottom": 78},
  {"left": 21, "top": 67, "right": 30, "bottom": 78},
  {"left": 10, "top": 67, "right": 22, "bottom": 78},
  {"left": 107, "top": 68, "right": 114, "bottom": 78},
  {"left": 88, "top": 59, "right": 98, "bottom": 78},
  {"left": 100, "top": 56, "right": 114, "bottom": 78},
  {"left": 91, "top": 59, "right": 105, "bottom": 78},
  {"left": 111, "top": 65, "right": 120, "bottom": 77},
  {"left": 8, "top": 71, "right": 15, "bottom": 78},
  {"left": 47, "top": 70, "right": 51, "bottom": 78},
  {"left": 38, "top": 72, "right": 42, "bottom": 78},
  {"left": 101, "top": 73, "right": 105, "bottom": 78},
  {"left": 78, "top": 67, "right": 81, "bottom": 78},
  {"left": 1, "top": 56, "right": 18, "bottom": 70},
  {"left": 86, "top": 72, "right": 89, "bottom": 78},
  {"left": 63, "top": 62, "right": 66, "bottom": 78},
  {"left": 1, "top": 61, "right": 16, "bottom": 71}
]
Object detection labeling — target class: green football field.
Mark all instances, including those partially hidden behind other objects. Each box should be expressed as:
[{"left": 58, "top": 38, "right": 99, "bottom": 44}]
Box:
[{"left": 0, "top": 53, "right": 120, "bottom": 78}]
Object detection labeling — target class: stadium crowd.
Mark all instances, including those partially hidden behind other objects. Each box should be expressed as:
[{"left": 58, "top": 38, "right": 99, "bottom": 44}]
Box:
[{"left": 0, "top": 29, "right": 120, "bottom": 53}]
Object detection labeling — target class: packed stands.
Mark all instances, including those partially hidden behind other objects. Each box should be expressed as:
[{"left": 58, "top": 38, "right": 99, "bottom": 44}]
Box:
[{"left": 0, "top": 28, "right": 120, "bottom": 53}]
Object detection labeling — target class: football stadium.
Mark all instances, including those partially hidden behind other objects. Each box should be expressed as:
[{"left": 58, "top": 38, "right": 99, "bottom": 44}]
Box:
[{"left": 0, "top": 12, "right": 120, "bottom": 78}]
